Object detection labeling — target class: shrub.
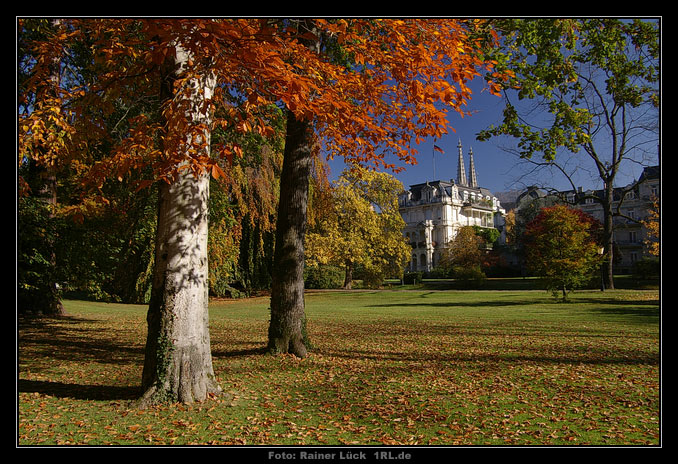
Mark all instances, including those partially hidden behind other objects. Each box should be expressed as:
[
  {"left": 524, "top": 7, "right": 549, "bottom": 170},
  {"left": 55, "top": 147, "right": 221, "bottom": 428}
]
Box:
[
  {"left": 354, "top": 265, "right": 385, "bottom": 289},
  {"left": 304, "top": 264, "right": 345, "bottom": 289},
  {"left": 403, "top": 272, "right": 423, "bottom": 285},
  {"left": 209, "top": 273, "right": 247, "bottom": 298},
  {"left": 452, "top": 265, "right": 486, "bottom": 289},
  {"left": 633, "top": 257, "right": 660, "bottom": 280}
]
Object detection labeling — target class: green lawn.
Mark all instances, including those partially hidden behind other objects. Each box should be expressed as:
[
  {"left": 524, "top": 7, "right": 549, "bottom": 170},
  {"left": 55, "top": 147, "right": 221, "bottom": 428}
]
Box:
[{"left": 18, "top": 289, "right": 660, "bottom": 446}]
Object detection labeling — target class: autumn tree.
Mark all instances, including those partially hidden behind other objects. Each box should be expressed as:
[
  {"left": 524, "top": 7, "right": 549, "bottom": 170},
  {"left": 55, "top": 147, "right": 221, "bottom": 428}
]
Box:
[
  {"left": 477, "top": 18, "right": 660, "bottom": 290},
  {"left": 523, "top": 205, "right": 603, "bottom": 301},
  {"left": 208, "top": 119, "right": 285, "bottom": 297},
  {"left": 260, "top": 19, "right": 508, "bottom": 356},
  {"left": 642, "top": 196, "right": 659, "bottom": 257},
  {"left": 437, "top": 226, "right": 486, "bottom": 286},
  {"left": 18, "top": 19, "right": 71, "bottom": 316},
  {"left": 443, "top": 226, "right": 485, "bottom": 269},
  {"left": 305, "top": 167, "right": 410, "bottom": 289},
  {"left": 18, "top": 18, "right": 287, "bottom": 404},
  {"left": 19, "top": 18, "right": 508, "bottom": 399}
]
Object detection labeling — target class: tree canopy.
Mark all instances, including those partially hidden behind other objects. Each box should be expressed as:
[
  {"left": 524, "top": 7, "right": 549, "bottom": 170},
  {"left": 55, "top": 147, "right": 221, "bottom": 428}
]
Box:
[
  {"left": 305, "top": 167, "right": 410, "bottom": 289},
  {"left": 19, "top": 19, "right": 509, "bottom": 194},
  {"left": 475, "top": 18, "right": 659, "bottom": 290},
  {"left": 523, "top": 205, "right": 603, "bottom": 301}
]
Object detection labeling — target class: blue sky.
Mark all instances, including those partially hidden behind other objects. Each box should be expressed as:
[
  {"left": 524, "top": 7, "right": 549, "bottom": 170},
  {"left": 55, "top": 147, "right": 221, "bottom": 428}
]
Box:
[
  {"left": 326, "top": 81, "right": 515, "bottom": 193},
  {"left": 326, "top": 79, "right": 660, "bottom": 196}
]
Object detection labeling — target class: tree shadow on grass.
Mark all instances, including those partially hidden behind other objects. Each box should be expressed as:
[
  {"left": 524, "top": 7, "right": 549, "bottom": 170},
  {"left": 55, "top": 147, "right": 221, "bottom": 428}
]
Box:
[
  {"left": 212, "top": 346, "right": 268, "bottom": 358},
  {"left": 18, "top": 379, "right": 141, "bottom": 401},
  {"left": 317, "top": 345, "right": 659, "bottom": 368},
  {"left": 19, "top": 315, "right": 145, "bottom": 402},
  {"left": 19, "top": 316, "right": 145, "bottom": 367},
  {"left": 367, "top": 296, "right": 660, "bottom": 324},
  {"left": 367, "top": 299, "right": 539, "bottom": 310},
  {"left": 581, "top": 305, "right": 659, "bottom": 324}
]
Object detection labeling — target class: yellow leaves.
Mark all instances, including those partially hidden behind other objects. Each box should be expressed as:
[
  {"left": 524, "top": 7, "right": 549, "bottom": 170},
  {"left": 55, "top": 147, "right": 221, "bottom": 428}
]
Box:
[
  {"left": 305, "top": 166, "right": 409, "bottom": 283},
  {"left": 236, "top": 119, "right": 253, "bottom": 134}
]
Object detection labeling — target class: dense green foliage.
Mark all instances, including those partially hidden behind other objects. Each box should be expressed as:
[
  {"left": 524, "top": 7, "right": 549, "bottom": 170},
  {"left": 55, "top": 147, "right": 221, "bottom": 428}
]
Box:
[
  {"left": 303, "top": 264, "right": 345, "bottom": 289},
  {"left": 17, "top": 194, "right": 61, "bottom": 311}
]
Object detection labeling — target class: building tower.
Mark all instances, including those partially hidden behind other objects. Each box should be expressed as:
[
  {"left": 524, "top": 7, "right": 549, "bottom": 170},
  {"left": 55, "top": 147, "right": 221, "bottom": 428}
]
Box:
[
  {"left": 468, "top": 146, "right": 478, "bottom": 188},
  {"left": 456, "top": 139, "right": 467, "bottom": 186}
]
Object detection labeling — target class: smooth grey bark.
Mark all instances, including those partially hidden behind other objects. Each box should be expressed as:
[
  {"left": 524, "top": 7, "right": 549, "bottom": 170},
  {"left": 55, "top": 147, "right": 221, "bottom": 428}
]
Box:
[
  {"left": 139, "top": 45, "right": 220, "bottom": 406},
  {"left": 140, "top": 166, "right": 220, "bottom": 405}
]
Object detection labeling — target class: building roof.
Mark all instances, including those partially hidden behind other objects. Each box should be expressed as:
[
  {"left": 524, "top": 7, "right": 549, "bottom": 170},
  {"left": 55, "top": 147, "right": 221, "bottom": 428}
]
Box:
[
  {"left": 405, "top": 180, "right": 495, "bottom": 202},
  {"left": 510, "top": 165, "right": 660, "bottom": 210}
]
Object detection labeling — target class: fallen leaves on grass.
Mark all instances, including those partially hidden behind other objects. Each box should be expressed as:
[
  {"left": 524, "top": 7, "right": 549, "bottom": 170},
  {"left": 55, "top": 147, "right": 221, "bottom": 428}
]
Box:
[{"left": 18, "top": 291, "right": 660, "bottom": 446}]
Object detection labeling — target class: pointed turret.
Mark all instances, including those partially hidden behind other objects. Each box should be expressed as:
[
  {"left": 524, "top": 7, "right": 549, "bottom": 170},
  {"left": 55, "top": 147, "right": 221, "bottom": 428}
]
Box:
[
  {"left": 456, "top": 139, "right": 467, "bottom": 186},
  {"left": 468, "top": 146, "right": 478, "bottom": 188}
]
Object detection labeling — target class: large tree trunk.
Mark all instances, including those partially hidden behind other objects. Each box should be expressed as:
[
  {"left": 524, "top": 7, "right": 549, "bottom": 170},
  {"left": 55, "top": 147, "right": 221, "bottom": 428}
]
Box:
[
  {"left": 140, "top": 167, "right": 220, "bottom": 405},
  {"left": 267, "top": 110, "right": 313, "bottom": 358},
  {"left": 139, "top": 45, "right": 220, "bottom": 406}
]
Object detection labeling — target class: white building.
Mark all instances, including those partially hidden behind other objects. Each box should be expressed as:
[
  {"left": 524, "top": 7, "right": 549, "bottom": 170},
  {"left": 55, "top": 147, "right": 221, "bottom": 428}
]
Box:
[
  {"left": 398, "top": 140, "right": 506, "bottom": 272},
  {"left": 562, "top": 165, "right": 659, "bottom": 273}
]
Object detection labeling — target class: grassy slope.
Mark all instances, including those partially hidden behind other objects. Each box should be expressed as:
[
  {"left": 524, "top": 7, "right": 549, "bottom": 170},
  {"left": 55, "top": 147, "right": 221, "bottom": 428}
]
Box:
[{"left": 18, "top": 289, "right": 660, "bottom": 446}]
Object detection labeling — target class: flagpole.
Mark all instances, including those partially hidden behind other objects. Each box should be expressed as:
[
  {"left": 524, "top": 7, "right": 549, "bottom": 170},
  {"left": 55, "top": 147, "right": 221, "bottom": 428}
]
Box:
[
  {"left": 432, "top": 141, "right": 436, "bottom": 180},
  {"left": 432, "top": 141, "right": 446, "bottom": 180}
]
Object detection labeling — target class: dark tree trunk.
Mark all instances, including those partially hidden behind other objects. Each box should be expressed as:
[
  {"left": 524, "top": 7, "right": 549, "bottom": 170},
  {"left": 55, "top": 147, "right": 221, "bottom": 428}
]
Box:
[
  {"left": 267, "top": 109, "right": 313, "bottom": 358},
  {"left": 343, "top": 261, "right": 353, "bottom": 290},
  {"left": 26, "top": 167, "right": 66, "bottom": 317},
  {"left": 601, "top": 182, "right": 615, "bottom": 290},
  {"left": 41, "top": 172, "right": 65, "bottom": 316}
]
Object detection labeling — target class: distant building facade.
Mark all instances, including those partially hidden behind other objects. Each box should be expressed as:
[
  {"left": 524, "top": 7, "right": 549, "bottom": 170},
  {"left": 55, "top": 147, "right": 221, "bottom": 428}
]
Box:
[
  {"left": 511, "top": 165, "right": 660, "bottom": 274},
  {"left": 564, "top": 166, "right": 659, "bottom": 273},
  {"left": 398, "top": 140, "right": 506, "bottom": 272}
]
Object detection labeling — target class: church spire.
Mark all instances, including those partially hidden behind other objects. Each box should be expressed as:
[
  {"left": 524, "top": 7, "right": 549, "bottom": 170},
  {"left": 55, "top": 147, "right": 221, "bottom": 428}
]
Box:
[
  {"left": 456, "top": 139, "right": 467, "bottom": 186},
  {"left": 468, "top": 146, "right": 478, "bottom": 188}
]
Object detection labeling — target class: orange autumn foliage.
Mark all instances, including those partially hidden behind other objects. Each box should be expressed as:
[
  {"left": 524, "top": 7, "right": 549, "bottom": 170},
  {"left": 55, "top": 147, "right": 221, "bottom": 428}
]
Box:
[{"left": 19, "top": 19, "right": 508, "bottom": 193}]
